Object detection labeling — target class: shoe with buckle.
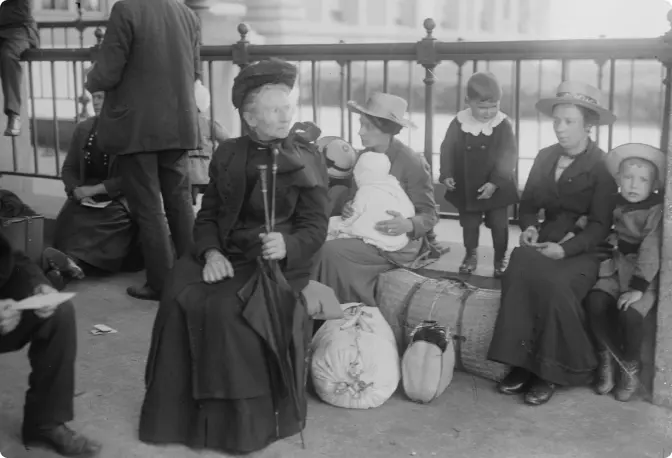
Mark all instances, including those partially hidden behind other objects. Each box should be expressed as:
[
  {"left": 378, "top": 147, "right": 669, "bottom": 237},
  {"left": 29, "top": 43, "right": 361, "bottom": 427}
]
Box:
[
  {"left": 23, "top": 423, "right": 101, "bottom": 457},
  {"left": 524, "top": 376, "right": 556, "bottom": 406},
  {"left": 459, "top": 249, "right": 478, "bottom": 274},
  {"left": 498, "top": 367, "right": 532, "bottom": 395}
]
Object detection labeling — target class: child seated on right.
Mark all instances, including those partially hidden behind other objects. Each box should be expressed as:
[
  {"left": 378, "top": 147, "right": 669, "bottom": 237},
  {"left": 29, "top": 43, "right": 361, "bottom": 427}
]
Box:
[
  {"left": 584, "top": 143, "right": 664, "bottom": 402},
  {"left": 327, "top": 151, "right": 415, "bottom": 252}
]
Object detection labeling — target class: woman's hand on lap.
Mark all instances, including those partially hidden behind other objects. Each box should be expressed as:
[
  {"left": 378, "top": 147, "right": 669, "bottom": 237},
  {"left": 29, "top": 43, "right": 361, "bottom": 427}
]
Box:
[
  {"left": 203, "top": 249, "right": 234, "bottom": 283},
  {"left": 617, "top": 291, "right": 643, "bottom": 310},
  {"left": 375, "top": 210, "right": 414, "bottom": 236},
  {"left": 519, "top": 226, "right": 539, "bottom": 247},
  {"left": 260, "top": 232, "right": 287, "bottom": 260},
  {"left": 443, "top": 177, "right": 456, "bottom": 191},
  {"left": 535, "top": 242, "right": 565, "bottom": 260}
]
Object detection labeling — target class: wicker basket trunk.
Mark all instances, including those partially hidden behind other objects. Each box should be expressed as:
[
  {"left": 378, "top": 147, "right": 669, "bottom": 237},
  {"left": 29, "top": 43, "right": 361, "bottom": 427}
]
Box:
[{"left": 376, "top": 269, "right": 509, "bottom": 382}]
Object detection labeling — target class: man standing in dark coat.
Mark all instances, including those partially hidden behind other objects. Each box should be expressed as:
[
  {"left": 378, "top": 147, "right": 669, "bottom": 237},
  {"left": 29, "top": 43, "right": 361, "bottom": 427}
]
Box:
[
  {"left": 0, "top": 231, "right": 101, "bottom": 457},
  {"left": 86, "top": 0, "right": 200, "bottom": 301},
  {"left": 0, "top": 0, "right": 39, "bottom": 136}
]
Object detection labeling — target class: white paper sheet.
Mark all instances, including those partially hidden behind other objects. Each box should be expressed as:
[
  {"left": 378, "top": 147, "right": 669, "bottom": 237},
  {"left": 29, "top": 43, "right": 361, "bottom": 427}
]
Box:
[{"left": 12, "top": 292, "right": 76, "bottom": 310}]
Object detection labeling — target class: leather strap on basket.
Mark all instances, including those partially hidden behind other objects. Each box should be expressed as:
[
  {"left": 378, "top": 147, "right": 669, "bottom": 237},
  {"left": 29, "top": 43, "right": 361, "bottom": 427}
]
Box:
[{"left": 398, "top": 270, "right": 475, "bottom": 370}]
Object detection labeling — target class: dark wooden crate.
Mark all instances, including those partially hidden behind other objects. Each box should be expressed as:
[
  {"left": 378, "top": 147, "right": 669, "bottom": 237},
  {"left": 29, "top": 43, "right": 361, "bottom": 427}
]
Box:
[{"left": 0, "top": 215, "right": 45, "bottom": 265}]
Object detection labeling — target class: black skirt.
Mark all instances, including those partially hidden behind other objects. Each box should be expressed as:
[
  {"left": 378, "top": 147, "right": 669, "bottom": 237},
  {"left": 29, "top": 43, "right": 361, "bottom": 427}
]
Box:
[
  {"left": 138, "top": 255, "right": 305, "bottom": 454},
  {"left": 53, "top": 198, "right": 135, "bottom": 273},
  {"left": 487, "top": 246, "right": 599, "bottom": 386}
]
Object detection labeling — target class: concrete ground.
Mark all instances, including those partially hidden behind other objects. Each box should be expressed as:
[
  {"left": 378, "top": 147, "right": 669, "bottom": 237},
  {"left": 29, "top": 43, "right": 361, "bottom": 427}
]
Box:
[{"left": 2, "top": 220, "right": 672, "bottom": 458}]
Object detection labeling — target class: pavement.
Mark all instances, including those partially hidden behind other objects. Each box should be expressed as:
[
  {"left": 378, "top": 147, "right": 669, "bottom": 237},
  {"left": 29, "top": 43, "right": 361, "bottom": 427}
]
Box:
[{"left": 1, "top": 220, "right": 671, "bottom": 458}]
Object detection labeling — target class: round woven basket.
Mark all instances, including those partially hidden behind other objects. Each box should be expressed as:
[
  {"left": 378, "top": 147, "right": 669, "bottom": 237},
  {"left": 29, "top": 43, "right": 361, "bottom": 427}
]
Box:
[{"left": 376, "top": 269, "right": 509, "bottom": 382}]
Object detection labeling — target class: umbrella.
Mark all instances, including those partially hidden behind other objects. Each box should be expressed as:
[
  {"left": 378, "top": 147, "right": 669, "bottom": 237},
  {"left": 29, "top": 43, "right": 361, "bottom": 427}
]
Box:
[{"left": 237, "top": 150, "right": 308, "bottom": 448}]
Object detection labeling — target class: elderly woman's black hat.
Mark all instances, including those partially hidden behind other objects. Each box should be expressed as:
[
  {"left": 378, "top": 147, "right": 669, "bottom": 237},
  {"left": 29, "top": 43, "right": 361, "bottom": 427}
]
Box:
[{"left": 231, "top": 58, "right": 297, "bottom": 110}]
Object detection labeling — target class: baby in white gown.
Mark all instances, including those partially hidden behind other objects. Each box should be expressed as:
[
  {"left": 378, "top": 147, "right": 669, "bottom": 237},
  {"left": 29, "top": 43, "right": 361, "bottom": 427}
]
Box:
[{"left": 327, "top": 151, "right": 416, "bottom": 252}]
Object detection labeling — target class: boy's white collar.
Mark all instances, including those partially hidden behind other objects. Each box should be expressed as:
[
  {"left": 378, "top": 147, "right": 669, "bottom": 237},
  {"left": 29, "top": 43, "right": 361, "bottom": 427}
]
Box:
[{"left": 457, "top": 108, "right": 506, "bottom": 136}]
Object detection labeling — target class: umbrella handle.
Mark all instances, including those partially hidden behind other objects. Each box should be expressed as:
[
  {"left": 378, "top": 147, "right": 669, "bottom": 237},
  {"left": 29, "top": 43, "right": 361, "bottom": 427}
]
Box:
[
  {"left": 257, "top": 164, "right": 272, "bottom": 233},
  {"left": 271, "top": 148, "right": 279, "bottom": 232}
]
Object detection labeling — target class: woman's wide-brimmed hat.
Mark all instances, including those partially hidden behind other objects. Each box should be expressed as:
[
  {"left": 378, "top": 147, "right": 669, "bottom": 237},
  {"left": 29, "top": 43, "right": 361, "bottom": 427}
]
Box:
[
  {"left": 347, "top": 92, "right": 417, "bottom": 129},
  {"left": 605, "top": 143, "right": 666, "bottom": 185},
  {"left": 194, "top": 79, "right": 210, "bottom": 113},
  {"left": 535, "top": 81, "right": 616, "bottom": 126},
  {"left": 231, "top": 58, "right": 297, "bottom": 110}
]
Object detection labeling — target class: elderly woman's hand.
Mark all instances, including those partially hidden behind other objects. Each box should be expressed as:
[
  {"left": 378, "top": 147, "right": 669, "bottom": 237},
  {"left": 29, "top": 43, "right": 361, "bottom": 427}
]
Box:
[
  {"left": 519, "top": 226, "right": 539, "bottom": 247},
  {"left": 375, "top": 210, "right": 414, "bottom": 236},
  {"left": 203, "top": 249, "right": 234, "bottom": 283},
  {"left": 260, "top": 233, "right": 287, "bottom": 260},
  {"left": 535, "top": 242, "right": 565, "bottom": 260}
]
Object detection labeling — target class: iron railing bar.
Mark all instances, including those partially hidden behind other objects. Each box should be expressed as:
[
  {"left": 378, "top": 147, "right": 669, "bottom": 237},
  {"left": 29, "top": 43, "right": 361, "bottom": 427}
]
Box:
[
  {"left": 346, "top": 61, "right": 352, "bottom": 144},
  {"left": 607, "top": 58, "right": 616, "bottom": 151},
  {"left": 28, "top": 61, "right": 39, "bottom": 174},
  {"left": 310, "top": 61, "right": 317, "bottom": 124},
  {"left": 50, "top": 61, "right": 61, "bottom": 175}
]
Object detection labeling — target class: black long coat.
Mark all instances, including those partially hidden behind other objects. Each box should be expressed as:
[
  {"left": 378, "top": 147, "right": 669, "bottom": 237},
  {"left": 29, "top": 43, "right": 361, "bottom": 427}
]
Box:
[
  {"left": 439, "top": 117, "right": 519, "bottom": 213},
  {"left": 85, "top": 0, "right": 200, "bottom": 155}
]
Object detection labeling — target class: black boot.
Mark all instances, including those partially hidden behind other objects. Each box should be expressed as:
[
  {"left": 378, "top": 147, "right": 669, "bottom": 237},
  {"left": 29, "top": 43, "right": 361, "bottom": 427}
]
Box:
[
  {"left": 594, "top": 350, "right": 615, "bottom": 395},
  {"left": 4, "top": 113, "right": 20, "bottom": 136},
  {"left": 497, "top": 367, "right": 531, "bottom": 395},
  {"left": 524, "top": 376, "right": 557, "bottom": 406},
  {"left": 493, "top": 255, "right": 508, "bottom": 279},
  {"left": 614, "top": 360, "right": 639, "bottom": 402},
  {"left": 23, "top": 423, "right": 101, "bottom": 457},
  {"left": 459, "top": 249, "right": 478, "bottom": 274}
]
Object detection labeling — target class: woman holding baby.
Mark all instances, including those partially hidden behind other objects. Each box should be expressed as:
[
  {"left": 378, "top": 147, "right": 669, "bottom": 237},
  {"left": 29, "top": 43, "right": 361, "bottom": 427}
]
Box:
[
  {"left": 488, "top": 81, "right": 618, "bottom": 406},
  {"left": 314, "top": 92, "right": 439, "bottom": 307}
]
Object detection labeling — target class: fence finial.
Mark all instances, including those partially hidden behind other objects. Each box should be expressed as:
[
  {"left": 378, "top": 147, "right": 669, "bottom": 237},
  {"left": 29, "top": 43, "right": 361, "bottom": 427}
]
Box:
[
  {"left": 664, "top": 8, "right": 672, "bottom": 42},
  {"left": 238, "top": 23, "right": 249, "bottom": 43},
  {"left": 423, "top": 18, "right": 436, "bottom": 39}
]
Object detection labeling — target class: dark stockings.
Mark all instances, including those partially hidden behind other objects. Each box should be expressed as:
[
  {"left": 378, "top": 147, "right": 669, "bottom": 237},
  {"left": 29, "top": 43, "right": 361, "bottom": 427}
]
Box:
[{"left": 584, "top": 290, "right": 644, "bottom": 362}]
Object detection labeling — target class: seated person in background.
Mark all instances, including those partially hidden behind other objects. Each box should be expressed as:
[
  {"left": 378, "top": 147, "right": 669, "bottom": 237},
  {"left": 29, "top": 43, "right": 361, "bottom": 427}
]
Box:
[
  {"left": 317, "top": 136, "right": 358, "bottom": 216},
  {"left": 0, "top": 0, "right": 39, "bottom": 136},
  {"left": 328, "top": 151, "right": 415, "bottom": 252},
  {"left": 43, "top": 91, "right": 139, "bottom": 289},
  {"left": 189, "top": 79, "right": 229, "bottom": 205},
  {"left": 0, "top": 230, "right": 101, "bottom": 457},
  {"left": 584, "top": 143, "right": 665, "bottom": 402}
]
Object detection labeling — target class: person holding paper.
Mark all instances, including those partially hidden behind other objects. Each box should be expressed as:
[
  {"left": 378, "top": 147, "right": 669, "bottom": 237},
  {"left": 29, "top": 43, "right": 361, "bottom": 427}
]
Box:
[
  {"left": 44, "top": 91, "right": 140, "bottom": 289},
  {"left": 0, "top": 231, "right": 101, "bottom": 456}
]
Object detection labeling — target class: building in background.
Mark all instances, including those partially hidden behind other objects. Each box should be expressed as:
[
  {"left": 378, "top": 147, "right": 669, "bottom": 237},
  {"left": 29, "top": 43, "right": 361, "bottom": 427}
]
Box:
[{"left": 37, "top": 0, "right": 551, "bottom": 45}]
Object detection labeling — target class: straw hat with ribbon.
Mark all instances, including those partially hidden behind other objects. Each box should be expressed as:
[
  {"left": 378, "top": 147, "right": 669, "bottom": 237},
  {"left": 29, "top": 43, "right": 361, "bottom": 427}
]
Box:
[
  {"left": 605, "top": 143, "right": 666, "bottom": 188},
  {"left": 347, "top": 92, "right": 417, "bottom": 129},
  {"left": 535, "top": 81, "right": 616, "bottom": 126},
  {"left": 194, "top": 79, "right": 211, "bottom": 113}
]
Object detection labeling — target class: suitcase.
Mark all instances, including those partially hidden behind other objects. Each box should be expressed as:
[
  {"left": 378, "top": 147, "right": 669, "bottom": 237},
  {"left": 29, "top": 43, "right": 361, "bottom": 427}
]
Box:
[{"left": 0, "top": 215, "right": 45, "bottom": 265}]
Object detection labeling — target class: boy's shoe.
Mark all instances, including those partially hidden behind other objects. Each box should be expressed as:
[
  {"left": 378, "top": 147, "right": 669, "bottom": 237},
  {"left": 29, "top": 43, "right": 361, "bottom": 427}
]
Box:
[
  {"left": 459, "top": 249, "right": 478, "bottom": 274},
  {"left": 594, "top": 350, "right": 616, "bottom": 395},
  {"left": 614, "top": 360, "right": 639, "bottom": 402},
  {"left": 493, "top": 256, "right": 508, "bottom": 278}
]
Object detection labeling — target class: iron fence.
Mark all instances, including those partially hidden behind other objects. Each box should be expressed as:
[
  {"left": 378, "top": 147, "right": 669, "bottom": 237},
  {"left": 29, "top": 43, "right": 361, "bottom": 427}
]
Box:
[{"left": 8, "top": 17, "right": 672, "bottom": 217}]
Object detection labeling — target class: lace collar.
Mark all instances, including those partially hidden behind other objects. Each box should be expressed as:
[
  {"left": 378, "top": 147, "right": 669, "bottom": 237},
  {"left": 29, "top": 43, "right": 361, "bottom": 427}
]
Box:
[{"left": 456, "top": 108, "right": 507, "bottom": 137}]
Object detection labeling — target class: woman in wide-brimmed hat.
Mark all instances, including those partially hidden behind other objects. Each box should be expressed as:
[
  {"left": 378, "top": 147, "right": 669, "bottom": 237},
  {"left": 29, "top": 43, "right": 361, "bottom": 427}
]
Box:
[
  {"left": 313, "top": 92, "right": 440, "bottom": 308},
  {"left": 488, "top": 81, "right": 618, "bottom": 406}
]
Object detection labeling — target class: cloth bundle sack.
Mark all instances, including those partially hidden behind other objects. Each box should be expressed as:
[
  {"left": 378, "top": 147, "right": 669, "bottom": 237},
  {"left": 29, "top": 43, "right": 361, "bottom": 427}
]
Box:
[
  {"left": 311, "top": 303, "right": 400, "bottom": 409},
  {"left": 401, "top": 320, "right": 455, "bottom": 403},
  {"left": 376, "top": 269, "right": 509, "bottom": 382}
]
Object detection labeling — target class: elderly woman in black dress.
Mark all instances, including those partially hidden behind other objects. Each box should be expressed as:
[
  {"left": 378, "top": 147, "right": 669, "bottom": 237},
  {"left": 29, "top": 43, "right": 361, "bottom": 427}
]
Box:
[
  {"left": 138, "top": 59, "right": 329, "bottom": 454},
  {"left": 488, "top": 81, "right": 618, "bottom": 406}
]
